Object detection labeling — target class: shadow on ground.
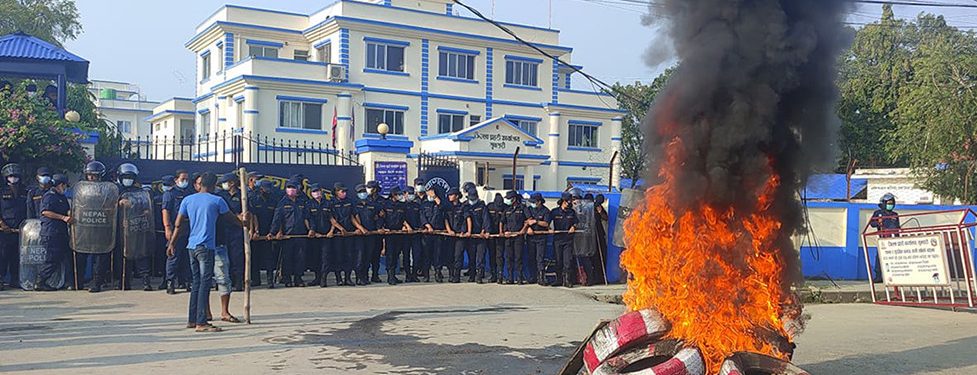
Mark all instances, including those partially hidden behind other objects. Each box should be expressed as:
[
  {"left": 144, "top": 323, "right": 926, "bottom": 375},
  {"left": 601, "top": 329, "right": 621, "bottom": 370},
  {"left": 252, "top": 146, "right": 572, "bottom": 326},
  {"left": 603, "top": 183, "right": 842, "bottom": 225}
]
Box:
[{"left": 803, "top": 335, "right": 977, "bottom": 375}]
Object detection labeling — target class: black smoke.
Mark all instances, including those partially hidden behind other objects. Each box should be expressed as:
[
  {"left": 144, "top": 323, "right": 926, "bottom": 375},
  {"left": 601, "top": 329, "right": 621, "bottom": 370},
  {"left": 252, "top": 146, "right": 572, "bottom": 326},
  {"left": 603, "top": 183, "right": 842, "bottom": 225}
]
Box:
[{"left": 640, "top": 0, "right": 853, "bottom": 288}]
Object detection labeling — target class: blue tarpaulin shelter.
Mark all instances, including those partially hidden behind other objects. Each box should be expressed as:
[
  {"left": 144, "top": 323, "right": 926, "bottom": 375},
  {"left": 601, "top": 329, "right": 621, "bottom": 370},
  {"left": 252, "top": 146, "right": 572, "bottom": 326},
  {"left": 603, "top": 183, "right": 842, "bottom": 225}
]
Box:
[
  {"left": 0, "top": 32, "right": 90, "bottom": 113},
  {"left": 803, "top": 174, "right": 867, "bottom": 201}
]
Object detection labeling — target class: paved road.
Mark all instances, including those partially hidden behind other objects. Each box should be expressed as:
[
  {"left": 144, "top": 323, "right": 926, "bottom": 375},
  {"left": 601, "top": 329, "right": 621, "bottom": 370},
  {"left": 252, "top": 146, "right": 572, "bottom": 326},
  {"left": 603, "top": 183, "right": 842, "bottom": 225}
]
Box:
[{"left": 0, "top": 285, "right": 975, "bottom": 374}]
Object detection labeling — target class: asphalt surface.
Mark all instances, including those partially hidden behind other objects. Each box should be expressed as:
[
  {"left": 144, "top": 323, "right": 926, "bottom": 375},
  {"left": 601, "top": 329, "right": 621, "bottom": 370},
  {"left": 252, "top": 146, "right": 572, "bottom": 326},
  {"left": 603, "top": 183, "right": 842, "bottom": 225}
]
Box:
[{"left": 0, "top": 284, "right": 975, "bottom": 374}]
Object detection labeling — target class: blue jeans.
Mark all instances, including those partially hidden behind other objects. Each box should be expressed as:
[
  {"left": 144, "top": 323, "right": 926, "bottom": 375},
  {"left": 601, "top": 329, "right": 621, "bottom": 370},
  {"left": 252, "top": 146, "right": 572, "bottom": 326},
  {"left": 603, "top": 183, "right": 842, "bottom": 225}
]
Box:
[
  {"left": 214, "top": 246, "right": 231, "bottom": 296},
  {"left": 188, "top": 246, "right": 215, "bottom": 326}
]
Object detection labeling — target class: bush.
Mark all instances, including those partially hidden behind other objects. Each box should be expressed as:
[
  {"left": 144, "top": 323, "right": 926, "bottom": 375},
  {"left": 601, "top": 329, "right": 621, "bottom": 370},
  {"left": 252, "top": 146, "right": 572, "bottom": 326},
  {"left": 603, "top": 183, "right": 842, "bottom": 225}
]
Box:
[{"left": 0, "top": 80, "right": 88, "bottom": 173}]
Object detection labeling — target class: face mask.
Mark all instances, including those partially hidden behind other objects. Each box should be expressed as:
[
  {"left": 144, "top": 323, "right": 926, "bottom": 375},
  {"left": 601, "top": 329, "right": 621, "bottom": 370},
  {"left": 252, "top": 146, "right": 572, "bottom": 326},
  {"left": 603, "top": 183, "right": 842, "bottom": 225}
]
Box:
[
  {"left": 468, "top": 199, "right": 478, "bottom": 205},
  {"left": 176, "top": 180, "right": 189, "bottom": 189},
  {"left": 407, "top": 194, "right": 416, "bottom": 202},
  {"left": 415, "top": 185, "right": 424, "bottom": 193},
  {"left": 357, "top": 192, "right": 369, "bottom": 200},
  {"left": 122, "top": 178, "right": 134, "bottom": 187},
  {"left": 427, "top": 196, "right": 435, "bottom": 202},
  {"left": 38, "top": 175, "right": 52, "bottom": 185},
  {"left": 503, "top": 198, "right": 512, "bottom": 205},
  {"left": 6, "top": 176, "right": 19, "bottom": 184},
  {"left": 286, "top": 188, "right": 298, "bottom": 197},
  {"left": 162, "top": 186, "right": 173, "bottom": 192},
  {"left": 311, "top": 191, "right": 322, "bottom": 199},
  {"left": 885, "top": 203, "right": 895, "bottom": 210},
  {"left": 366, "top": 187, "right": 375, "bottom": 195},
  {"left": 220, "top": 182, "right": 231, "bottom": 191},
  {"left": 398, "top": 195, "right": 407, "bottom": 202}
]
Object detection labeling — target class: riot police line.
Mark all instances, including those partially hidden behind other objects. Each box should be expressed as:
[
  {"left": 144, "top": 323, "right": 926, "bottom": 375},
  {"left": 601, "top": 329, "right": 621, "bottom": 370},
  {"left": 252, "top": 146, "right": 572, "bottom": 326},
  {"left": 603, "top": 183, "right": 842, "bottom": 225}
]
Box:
[{"left": 0, "top": 161, "right": 610, "bottom": 292}]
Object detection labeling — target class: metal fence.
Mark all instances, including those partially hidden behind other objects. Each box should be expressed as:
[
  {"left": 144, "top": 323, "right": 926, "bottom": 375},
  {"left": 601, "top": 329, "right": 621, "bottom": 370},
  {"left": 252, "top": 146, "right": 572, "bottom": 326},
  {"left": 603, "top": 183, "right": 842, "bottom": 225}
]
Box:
[{"left": 113, "top": 131, "right": 359, "bottom": 166}]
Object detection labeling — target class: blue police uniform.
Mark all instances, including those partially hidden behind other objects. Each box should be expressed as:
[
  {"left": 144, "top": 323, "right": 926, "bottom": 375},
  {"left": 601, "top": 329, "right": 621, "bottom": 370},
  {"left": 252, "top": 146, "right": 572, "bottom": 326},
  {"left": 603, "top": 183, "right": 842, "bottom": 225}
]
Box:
[
  {"left": 0, "top": 181, "right": 27, "bottom": 288},
  {"left": 486, "top": 195, "right": 505, "bottom": 283},
  {"left": 419, "top": 196, "right": 446, "bottom": 282},
  {"left": 270, "top": 192, "right": 311, "bottom": 287},
  {"left": 25, "top": 184, "right": 49, "bottom": 219},
  {"left": 330, "top": 192, "right": 356, "bottom": 286},
  {"left": 163, "top": 185, "right": 193, "bottom": 288},
  {"left": 37, "top": 189, "right": 70, "bottom": 289},
  {"left": 870, "top": 208, "right": 900, "bottom": 282},
  {"left": 502, "top": 196, "right": 528, "bottom": 284},
  {"left": 151, "top": 186, "right": 166, "bottom": 280},
  {"left": 248, "top": 182, "right": 278, "bottom": 287},
  {"left": 118, "top": 185, "right": 153, "bottom": 289},
  {"left": 308, "top": 192, "right": 334, "bottom": 286},
  {"left": 550, "top": 205, "right": 578, "bottom": 286},
  {"left": 353, "top": 193, "right": 383, "bottom": 285},
  {"left": 403, "top": 193, "right": 424, "bottom": 282},
  {"left": 526, "top": 200, "right": 552, "bottom": 285},
  {"left": 217, "top": 187, "right": 246, "bottom": 290},
  {"left": 381, "top": 195, "right": 407, "bottom": 284},
  {"left": 466, "top": 198, "right": 491, "bottom": 283},
  {"left": 445, "top": 197, "right": 470, "bottom": 283}
]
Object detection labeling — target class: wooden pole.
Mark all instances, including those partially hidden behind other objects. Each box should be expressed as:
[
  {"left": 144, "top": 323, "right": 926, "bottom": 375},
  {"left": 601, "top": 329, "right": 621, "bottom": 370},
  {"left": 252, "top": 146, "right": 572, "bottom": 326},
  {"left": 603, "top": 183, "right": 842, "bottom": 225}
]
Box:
[{"left": 238, "top": 167, "right": 252, "bottom": 324}]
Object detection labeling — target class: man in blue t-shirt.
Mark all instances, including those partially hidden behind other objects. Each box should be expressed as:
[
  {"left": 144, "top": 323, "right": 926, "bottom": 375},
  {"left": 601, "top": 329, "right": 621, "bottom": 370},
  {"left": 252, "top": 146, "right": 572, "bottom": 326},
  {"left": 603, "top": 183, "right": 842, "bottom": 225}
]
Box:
[{"left": 167, "top": 172, "right": 248, "bottom": 333}]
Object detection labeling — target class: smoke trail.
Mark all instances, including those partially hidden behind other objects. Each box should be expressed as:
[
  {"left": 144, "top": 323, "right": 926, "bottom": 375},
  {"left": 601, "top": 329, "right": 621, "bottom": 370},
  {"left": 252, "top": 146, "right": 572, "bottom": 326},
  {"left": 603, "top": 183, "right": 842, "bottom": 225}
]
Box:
[{"left": 640, "top": 0, "right": 853, "bottom": 287}]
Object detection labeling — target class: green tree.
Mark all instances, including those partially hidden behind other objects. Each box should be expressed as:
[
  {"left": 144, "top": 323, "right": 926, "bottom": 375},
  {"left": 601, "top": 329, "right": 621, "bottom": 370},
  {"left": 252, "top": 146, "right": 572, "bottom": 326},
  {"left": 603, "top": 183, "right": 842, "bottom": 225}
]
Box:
[
  {"left": 836, "top": 5, "right": 913, "bottom": 170},
  {"left": 612, "top": 67, "right": 674, "bottom": 188},
  {"left": 0, "top": 81, "right": 88, "bottom": 171},
  {"left": 0, "top": 0, "right": 81, "bottom": 46},
  {"left": 888, "top": 14, "right": 977, "bottom": 203}
]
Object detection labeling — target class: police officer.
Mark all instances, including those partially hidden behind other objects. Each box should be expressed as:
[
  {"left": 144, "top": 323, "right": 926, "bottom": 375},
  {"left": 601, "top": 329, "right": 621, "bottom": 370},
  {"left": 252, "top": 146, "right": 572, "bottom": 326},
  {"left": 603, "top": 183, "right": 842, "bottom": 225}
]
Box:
[
  {"left": 0, "top": 163, "right": 27, "bottom": 290},
  {"left": 550, "top": 193, "right": 578, "bottom": 288},
  {"left": 35, "top": 174, "right": 72, "bottom": 291},
  {"left": 163, "top": 169, "right": 193, "bottom": 294},
  {"left": 420, "top": 185, "right": 447, "bottom": 282},
  {"left": 249, "top": 180, "right": 278, "bottom": 288},
  {"left": 381, "top": 186, "right": 408, "bottom": 285},
  {"left": 307, "top": 183, "right": 333, "bottom": 287},
  {"left": 117, "top": 163, "right": 153, "bottom": 291},
  {"left": 502, "top": 191, "right": 528, "bottom": 284},
  {"left": 352, "top": 183, "right": 382, "bottom": 285},
  {"left": 246, "top": 172, "right": 264, "bottom": 196},
  {"left": 271, "top": 179, "right": 312, "bottom": 287},
  {"left": 465, "top": 189, "right": 490, "bottom": 283},
  {"left": 26, "top": 167, "right": 53, "bottom": 219},
  {"left": 869, "top": 193, "right": 900, "bottom": 283},
  {"left": 444, "top": 187, "right": 470, "bottom": 284},
  {"left": 329, "top": 182, "right": 355, "bottom": 286},
  {"left": 486, "top": 193, "right": 505, "bottom": 284},
  {"left": 525, "top": 192, "right": 552, "bottom": 285},
  {"left": 364, "top": 180, "right": 385, "bottom": 283},
  {"left": 217, "top": 173, "right": 246, "bottom": 291},
  {"left": 81, "top": 161, "right": 115, "bottom": 293},
  {"left": 153, "top": 175, "right": 174, "bottom": 287},
  {"left": 402, "top": 185, "right": 423, "bottom": 283}
]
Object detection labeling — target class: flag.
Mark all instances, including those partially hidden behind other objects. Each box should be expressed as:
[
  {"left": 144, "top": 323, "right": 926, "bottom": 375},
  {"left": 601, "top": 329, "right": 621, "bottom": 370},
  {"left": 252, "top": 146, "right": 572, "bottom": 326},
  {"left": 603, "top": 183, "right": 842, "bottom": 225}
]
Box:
[{"left": 331, "top": 107, "right": 338, "bottom": 148}]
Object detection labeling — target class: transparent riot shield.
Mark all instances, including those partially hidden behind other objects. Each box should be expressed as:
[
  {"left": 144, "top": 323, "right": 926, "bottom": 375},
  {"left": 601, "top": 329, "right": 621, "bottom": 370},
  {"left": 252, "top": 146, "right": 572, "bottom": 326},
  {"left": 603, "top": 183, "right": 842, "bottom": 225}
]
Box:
[
  {"left": 71, "top": 181, "right": 119, "bottom": 254},
  {"left": 613, "top": 189, "right": 643, "bottom": 248},
  {"left": 574, "top": 200, "right": 596, "bottom": 257},
  {"left": 19, "top": 219, "right": 65, "bottom": 290},
  {"left": 120, "top": 190, "right": 155, "bottom": 259}
]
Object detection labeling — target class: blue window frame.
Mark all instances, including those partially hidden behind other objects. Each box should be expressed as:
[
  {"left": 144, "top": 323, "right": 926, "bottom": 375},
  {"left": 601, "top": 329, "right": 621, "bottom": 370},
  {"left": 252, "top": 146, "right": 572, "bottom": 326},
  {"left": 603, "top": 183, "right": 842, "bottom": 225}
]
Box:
[
  {"left": 439, "top": 50, "right": 476, "bottom": 80},
  {"left": 505, "top": 58, "right": 539, "bottom": 87},
  {"left": 568, "top": 123, "right": 599, "bottom": 148},
  {"left": 366, "top": 42, "right": 405, "bottom": 72}
]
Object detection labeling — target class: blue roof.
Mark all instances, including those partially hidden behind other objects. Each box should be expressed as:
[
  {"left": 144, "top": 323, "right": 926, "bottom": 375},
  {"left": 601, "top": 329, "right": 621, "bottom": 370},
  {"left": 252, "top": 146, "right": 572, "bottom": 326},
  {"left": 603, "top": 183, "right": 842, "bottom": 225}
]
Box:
[
  {"left": 0, "top": 32, "right": 87, "bottom": 62},
  {"left": 804, "top": 174, "right": 866, "bottom": 200}
]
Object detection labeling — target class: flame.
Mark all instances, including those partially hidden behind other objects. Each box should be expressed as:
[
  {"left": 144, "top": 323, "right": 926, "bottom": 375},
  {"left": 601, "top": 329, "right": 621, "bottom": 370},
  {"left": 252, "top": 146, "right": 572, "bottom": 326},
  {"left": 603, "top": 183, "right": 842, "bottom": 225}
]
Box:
[{"left": 621, "top": 132, "right": 797, "bottom": 373}]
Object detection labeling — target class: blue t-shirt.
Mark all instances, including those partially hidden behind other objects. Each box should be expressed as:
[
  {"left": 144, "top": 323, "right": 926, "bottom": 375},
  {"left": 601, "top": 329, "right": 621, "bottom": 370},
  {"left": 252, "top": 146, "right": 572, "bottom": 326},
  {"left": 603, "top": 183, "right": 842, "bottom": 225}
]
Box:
[{"left": 178, "top": 192, "right": 230, "bottom": 250}]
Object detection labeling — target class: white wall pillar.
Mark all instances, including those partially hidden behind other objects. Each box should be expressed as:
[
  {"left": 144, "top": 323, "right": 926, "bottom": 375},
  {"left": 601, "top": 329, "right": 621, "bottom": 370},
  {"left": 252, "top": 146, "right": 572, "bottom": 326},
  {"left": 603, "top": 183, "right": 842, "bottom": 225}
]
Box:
[
  {"left": 524, "top": 164, "right": 537, "bottom": 190},
  {"left": 243, "top": 86, "right": 258, "bottom": 134},
  {"left": 459, "top": 160, "right": 476, "bottom": 187},
  {"left": 611, "top": 116, "right": 623, "bottom": 190},
  {"left": 337, "top": 92, "right": 353, "bottom": 154},
  {"left": 546, "top": 112, "right": 561, "bottom": 190}
]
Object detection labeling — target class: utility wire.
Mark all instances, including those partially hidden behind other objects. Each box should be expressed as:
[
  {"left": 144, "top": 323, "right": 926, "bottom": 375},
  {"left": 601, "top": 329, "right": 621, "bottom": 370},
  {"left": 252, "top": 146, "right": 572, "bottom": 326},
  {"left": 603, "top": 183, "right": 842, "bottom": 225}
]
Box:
[{"left": 451, "top": 0, "right": 651, "bottom": 108}]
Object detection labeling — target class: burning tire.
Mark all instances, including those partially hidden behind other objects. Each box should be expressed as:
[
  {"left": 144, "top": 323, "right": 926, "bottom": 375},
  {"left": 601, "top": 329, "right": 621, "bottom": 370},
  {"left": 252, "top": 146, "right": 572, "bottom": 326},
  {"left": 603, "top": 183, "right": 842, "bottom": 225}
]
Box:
[
  {"left": 583, "top": 309, "right": 670, "bottom": 372},
  {"left": 590, "top": 340, "right": 705, "bottom": 375},
  {"left": 719, "top": 352, "right": 810, "bottom": 375}
]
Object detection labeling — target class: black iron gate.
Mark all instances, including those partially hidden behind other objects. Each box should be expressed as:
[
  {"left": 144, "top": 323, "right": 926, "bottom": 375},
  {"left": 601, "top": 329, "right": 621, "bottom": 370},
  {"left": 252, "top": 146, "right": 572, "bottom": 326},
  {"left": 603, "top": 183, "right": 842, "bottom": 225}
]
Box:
[{"left": 416, "top": 152, "right": 459, "bottom": 196}]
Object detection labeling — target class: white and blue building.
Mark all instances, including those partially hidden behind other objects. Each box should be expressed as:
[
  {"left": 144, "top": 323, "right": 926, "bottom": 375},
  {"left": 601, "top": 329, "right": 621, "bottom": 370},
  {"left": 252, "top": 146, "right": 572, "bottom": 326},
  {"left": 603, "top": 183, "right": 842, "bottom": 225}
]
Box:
[{"left": 151, "top": 0, "right": 624, "bottom": 190}]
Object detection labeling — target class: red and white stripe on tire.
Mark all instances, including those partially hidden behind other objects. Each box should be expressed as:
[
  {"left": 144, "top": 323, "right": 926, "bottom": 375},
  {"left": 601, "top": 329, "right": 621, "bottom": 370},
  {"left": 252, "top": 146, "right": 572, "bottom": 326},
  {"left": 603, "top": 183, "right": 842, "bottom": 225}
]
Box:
[
  {"left": 719, "top": 352, "right": 811, "bottom": 375},
  {"left": 583, "top": 309, "right": 670, "bottom": 372},
  {"left": 590, "top": 340, "right": 705, "bottom": 375}
]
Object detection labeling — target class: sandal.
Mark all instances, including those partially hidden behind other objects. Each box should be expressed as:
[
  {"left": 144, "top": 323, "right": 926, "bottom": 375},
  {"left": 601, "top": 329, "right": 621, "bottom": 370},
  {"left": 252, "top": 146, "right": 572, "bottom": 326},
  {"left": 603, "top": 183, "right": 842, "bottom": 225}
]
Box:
[
  {"left": 195, "top": 325, "right": 223, "bottom": 333},
  {"left": 186, "top": 323, "right": 196, "bottom": 329},
  {"left": 221, "top": 315, "right": 242, "bottom": 323}
]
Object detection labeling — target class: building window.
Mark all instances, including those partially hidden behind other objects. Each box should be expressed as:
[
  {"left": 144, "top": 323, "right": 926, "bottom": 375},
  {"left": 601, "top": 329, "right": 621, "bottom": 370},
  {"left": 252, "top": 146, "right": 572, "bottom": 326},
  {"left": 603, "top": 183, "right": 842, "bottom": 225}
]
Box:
[
  {"left": 568, "top": 123, "right": 599, "bottom": 148},
  {"left": 294, "top": 50, "right": 310, "bottom": 61},
  {"left": 469, "top": 115, "right": 481, "bottom": 126},
  {"left": 249, "top": 45, "right": 278, "bottom": 58},
  {"left": 503, "top": 176, "right": 525, "bottom": 190},
  {"left": 217, "top": 45, "right": 224, "bottom": 73},
  {"left": 438, "top": 113, "right": 465, "bottom": 134},
  {"left": 154, "top": 123, "right": 161, "bottom": 133},
  {"left": 511, "top": 120, "right": 538, "bottom": 137},
  {"left": 199, "top": 113, "right": 211, "bottom": 137},
  {"left": 477, "top": 164, "right": 486, "bottom": 186},
  {"left": 117, "top": 120, "right": 132, "bottom": 134},
  {"left": 567, "top": 178, "right": 601, "bottom": 186},
  {"left": 317, "top": 43, "right": 331, "bottom": 63},
  {"left": 365, "top": 108, "right": 405, "bottom": 135},
  {"left": 279, "top": 101, "right": 323, "bottom": 130},
  {"left": 179, "top": 119, "right": 195, "bottom": 142},
  {"left": 505, "top": 60, "right": 538, "bottom": 87},
  {"left": 439, "top": 51, "right": 475, "bottom": 80},
  {"left": 236, "top": 102, "right": 244, "bottom": 128},
  {"left": 201, "top": 54, "right": 211, "bottom": 80},
  {"left": 366, "top": 42, "right": 405, "bottom": 72}
]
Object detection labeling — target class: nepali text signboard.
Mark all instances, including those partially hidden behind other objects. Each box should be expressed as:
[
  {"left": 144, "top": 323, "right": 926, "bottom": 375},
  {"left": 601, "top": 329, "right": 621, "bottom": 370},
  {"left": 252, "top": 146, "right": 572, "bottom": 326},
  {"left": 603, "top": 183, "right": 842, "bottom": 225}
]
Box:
[
  {"left": 878, "top": 234, "right": 952, "bottom": 286},
  {"left": 375, "top": 161, "right": 408, "bottom": 194}
]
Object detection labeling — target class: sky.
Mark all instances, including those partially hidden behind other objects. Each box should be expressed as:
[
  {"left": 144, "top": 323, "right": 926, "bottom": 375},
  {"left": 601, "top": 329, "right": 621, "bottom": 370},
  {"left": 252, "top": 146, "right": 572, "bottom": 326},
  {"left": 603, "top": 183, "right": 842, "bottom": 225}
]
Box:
[{"left": 62, "top": 0, "right": 977, "bottom": 102}]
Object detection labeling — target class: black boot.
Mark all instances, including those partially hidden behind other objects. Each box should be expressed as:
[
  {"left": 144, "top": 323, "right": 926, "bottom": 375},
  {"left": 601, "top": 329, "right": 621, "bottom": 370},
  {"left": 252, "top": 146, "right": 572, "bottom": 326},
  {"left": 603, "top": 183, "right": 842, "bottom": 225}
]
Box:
[
  {"left": 310, "top": 273, "right": 321, "bottom": 288},
  {"left": 344, "top": 272, "right": 354, "bottom": 287},
  {"left": 387, "top": 272, "right": 396, "bottom": 285},
  {"left": 389, "top": 271, "right": 401, "bottom": 285},
  {"left": 487, "top": 271, "right": 497, "bottom": 283},
  {"left": 422, "top": 269, "right": 431, "bottom": 283},
  {"left": 517, "top": 274, "right": 526, "bottom": 285},
  {"left": 320, "top": 274, "right": 328, "bottom": 288},
  {"left": 476, "top": 270, "right": 485, "bottom": 284},
  {"left": 496, "top": 272, "right": 505, "bottom": 284},
  {"left": 267, "top": 271, "right": 277, "bottom": 289},
  {"left": 89, "top": 279, "right": 103, "bottom": 293},
  {"left": 467, "top": 269, "right": 476, "bottom": 283},
  {"left": 434, "top": 268, "right": 444, "bottom": 283},
  {"left": 143, "top": 277, "right": 153, "bottom": 291},
  {"left": 538, "top": 271, "right": 547, "bottom": 286},
  {"left": 293, "top": 276, "right": 305, "bottom": 287},
  {"left": 335, "top": 272, "right": 345, "bottom": 286},
  {"left": 166, "top": 280, "right": 175, "bottom": 294},
  {"left": 35, "top": 278, "right": 56, "bottom": 291},
  {"left": 370, "top": 269, "right": 382, "bottom": 283},
  {"left": 158, "top": 280, "right": 168, "bottom": 290}
]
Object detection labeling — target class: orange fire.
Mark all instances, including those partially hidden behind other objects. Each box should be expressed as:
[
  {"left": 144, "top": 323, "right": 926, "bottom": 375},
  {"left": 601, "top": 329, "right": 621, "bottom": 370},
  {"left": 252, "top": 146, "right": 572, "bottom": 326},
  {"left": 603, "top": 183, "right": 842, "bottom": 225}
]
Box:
[{"left": 621, "top": 131, "right": 797, "bottom": 373}]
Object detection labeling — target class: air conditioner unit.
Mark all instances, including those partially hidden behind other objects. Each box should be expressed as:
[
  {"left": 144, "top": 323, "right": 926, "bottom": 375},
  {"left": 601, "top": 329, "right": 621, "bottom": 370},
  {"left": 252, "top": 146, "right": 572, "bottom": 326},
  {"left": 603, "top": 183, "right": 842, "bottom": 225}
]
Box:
[{"left": 327, "top": 65, "right": 346, "bottom": 82}]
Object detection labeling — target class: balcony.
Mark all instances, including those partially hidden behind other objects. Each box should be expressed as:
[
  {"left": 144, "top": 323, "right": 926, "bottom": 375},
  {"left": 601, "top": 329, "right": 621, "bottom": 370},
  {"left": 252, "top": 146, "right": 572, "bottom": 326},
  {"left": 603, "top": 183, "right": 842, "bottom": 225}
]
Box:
[{"left": 218, "top": 56, "right": 349, "bottom": 88}]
